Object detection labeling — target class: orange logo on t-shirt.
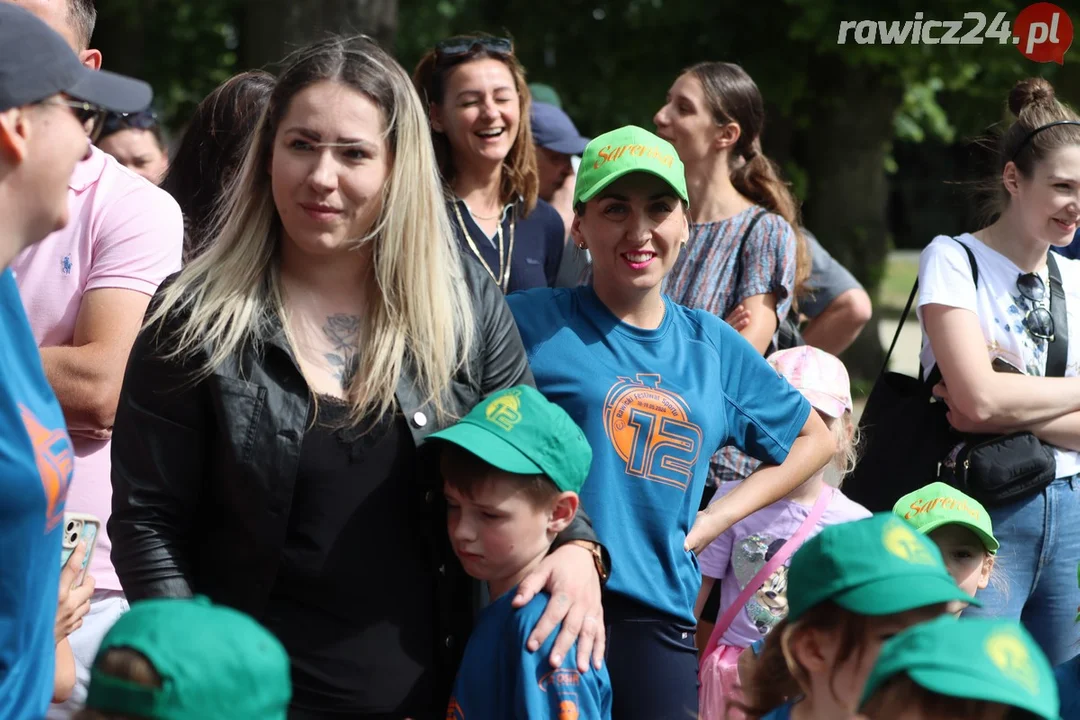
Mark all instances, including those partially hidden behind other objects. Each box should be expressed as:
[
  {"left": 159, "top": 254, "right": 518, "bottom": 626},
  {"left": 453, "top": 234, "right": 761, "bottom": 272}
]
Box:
[
  {"left": 19, "top": 404, "right": 73, "bottom": 533},
  {"left": 558, "top": 699, "right": 579, "bottom": 720},
  {"left": 603, "top": 374, "right": 702, "bottom": 490}
]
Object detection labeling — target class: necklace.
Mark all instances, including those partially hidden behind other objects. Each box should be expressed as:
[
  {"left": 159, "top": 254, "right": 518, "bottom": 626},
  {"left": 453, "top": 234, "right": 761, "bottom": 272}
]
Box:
[{"left": 453, "top": 201, "right": 516, "bottom": 292}]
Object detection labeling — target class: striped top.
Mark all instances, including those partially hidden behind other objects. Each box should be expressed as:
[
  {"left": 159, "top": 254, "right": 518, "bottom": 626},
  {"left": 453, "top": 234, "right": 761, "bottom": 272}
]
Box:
[{"left": 662, "top": 205, "right": 798, "bottom": 484}]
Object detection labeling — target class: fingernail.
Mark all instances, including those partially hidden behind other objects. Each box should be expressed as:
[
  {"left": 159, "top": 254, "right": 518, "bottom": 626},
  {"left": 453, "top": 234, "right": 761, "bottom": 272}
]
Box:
[{"left": 552, "top": 654, "right": 562, "bottom": 665}]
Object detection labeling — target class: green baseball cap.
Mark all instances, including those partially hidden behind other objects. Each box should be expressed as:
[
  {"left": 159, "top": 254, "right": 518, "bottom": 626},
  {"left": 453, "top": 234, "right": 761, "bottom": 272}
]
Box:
[
  {"left": 428, "top": 385, "right": 592, "bottom": 493},
  {"left": 573, "top": 125, "right": 689, "bottom": 207},
  {"left": 85, "top": 596, "right": 290, "bottom": 719},
  {"left": 528, "top": 82, "right": 562, "bottom": 108},
  {"left": 787, "top": 513, "right": 979, "bottom": 623},
  {"left": 893, "top": 482, "right": 999, "bottom": 554},
  {"left": 860, "top": 616, "right": 1060, "bottom": 720}
]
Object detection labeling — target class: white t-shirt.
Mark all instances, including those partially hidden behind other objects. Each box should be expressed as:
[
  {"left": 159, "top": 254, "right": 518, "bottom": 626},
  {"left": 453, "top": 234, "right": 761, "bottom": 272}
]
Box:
[{"left": 917, "top": 233, "right": 1080, "bottom": 478}]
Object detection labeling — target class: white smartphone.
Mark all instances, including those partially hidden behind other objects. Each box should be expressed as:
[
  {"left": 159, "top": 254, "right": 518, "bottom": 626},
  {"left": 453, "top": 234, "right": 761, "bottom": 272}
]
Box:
[{"left": 60, "top": 512, "right": 100, "bottom": 587}]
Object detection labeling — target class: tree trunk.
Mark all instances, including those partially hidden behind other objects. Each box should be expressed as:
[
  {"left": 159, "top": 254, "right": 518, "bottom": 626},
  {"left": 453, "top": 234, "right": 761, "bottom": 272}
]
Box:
[
  {"left": 797, "top": 57, "right": 904, "bottom": 381},
  {"left": 241, "top": 0, "right": 398, "bottom": 71}
]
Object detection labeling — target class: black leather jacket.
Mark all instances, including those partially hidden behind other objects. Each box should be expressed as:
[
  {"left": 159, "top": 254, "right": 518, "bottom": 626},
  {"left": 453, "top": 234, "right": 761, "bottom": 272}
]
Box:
[{"left": 109, "top": 258, "right": 603, "bottom": 708}]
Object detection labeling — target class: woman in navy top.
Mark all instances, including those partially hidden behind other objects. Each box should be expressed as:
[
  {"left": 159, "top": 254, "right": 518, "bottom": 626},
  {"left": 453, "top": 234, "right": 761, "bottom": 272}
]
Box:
[
  {"left": 508, "top": 125, "right": 835, "bottom": 719},
  {"left": 414, "top": 35, "right": 564, "bottom": 293}
]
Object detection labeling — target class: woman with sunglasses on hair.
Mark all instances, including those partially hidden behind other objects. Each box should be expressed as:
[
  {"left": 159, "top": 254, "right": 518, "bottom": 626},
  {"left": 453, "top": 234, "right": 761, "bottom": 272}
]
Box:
[
  {"left": 918, "top": 77, "right": 1080, "bottom": 666},
  {"left": 413, "top": 36, "right": 565, "bottom": 294},
  {"left": 107, "top": 35, "right": 607, "bottom": 719},
  {"left": 95, "top": 109, "right": 169, "bottom": 184}
]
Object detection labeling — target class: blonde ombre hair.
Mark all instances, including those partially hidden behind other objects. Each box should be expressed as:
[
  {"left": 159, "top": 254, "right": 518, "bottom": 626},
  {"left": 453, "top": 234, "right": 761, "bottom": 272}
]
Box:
[{"left": 145, "top": 35, "right": 475, "bottom": 425}]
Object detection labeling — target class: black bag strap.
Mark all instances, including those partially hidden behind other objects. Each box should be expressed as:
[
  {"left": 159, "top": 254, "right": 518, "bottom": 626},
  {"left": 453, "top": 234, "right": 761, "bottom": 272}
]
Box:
[
  {"left": 1045, "top": 252, "right": 1069, "bottom": 378},
  {"left": 878, "top": 238, "right": 978, "bottom": 386},
  {"left": 727, "top": 209, "right": 768, "bottom": 315}
]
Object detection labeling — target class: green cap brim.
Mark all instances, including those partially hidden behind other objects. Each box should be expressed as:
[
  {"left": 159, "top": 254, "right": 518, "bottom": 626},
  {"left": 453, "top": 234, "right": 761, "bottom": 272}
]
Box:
[
  {"left": 918, "top": 518, "right": 1000, "bottom": 554},
  {"left": 428, "top": 422, "right": 544, "bottom": 476},
  {"left": 833, "top": 573, "right": 981, "bottom": 616},
  {"left": 575, "top": 166, "right": 689, "bottom": 206},
  {"left": 907, "top": 665, "right": 1060, "bottom": 720}
]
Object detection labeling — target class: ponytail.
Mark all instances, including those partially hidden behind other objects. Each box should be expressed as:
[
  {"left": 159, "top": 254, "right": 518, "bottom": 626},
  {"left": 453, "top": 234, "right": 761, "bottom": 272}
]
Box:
[{"left": 729, "top": 144, "right": 811, "bottom": 297}]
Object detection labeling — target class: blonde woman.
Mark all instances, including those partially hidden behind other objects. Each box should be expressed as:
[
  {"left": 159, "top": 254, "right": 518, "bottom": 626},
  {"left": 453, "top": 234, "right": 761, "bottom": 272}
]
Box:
[
  {"left": 108, "top": 36, "right": 607, "bottom": 719},
  {"left": 414, "top": 36, "right": 565, "bottom": 293}
]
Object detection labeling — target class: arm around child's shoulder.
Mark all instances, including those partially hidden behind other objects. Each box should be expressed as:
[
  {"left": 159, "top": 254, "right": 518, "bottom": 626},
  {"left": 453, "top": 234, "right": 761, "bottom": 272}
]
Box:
[{"left": 509, "top": 591, "right": 613, "bottom": 719}]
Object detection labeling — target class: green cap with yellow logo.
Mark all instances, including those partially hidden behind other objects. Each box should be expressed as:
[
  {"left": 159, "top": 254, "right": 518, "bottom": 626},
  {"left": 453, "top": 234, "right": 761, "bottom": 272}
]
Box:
[
  {"left": 573, "top": 125, "right": 689, "bottom": 207},
  {"left": 427, "top": 385, "right": 592, "bottom": 493},
  {"left": 893, "top": 482, "right": 999, "bottom": 554},
  {"left": 860, "top": 616, "right": 1060, "bottom": 719},
  {"left": 787, "top": 513, "right": 979, "bottom": 623}
]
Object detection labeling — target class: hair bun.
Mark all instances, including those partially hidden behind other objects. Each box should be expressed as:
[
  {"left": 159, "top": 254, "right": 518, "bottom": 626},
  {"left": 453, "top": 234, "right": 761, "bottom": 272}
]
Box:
[{"left": 1009, "top": 78, "right": 1056, "bottom": 117}]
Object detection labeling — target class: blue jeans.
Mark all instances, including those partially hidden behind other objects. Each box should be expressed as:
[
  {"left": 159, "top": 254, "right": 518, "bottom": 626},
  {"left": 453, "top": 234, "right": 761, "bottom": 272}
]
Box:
[{"left": 962, "top": 474, "right": 1080, "bottom": 666}]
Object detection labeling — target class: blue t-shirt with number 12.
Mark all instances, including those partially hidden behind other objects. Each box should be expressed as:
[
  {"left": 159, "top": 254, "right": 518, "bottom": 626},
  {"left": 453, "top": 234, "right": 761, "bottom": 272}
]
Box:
[
  {"left": 508, "top": 286, "right": 810, "bottom": 624},
  {"left": 0, "top": 268, "right": 74, "bottom": 719}
]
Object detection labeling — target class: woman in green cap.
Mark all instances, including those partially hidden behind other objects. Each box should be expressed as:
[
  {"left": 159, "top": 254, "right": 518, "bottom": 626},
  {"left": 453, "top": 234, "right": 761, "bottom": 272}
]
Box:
[
  {"left": 740, "top": 513, "right": 977, "bottom": 720},
  {"left": 894, "top": 482, "right": 999, "bottom": 605},
  {"left": 507, "top": 124, "right": 836, "bottom": 718},
  {"left": 857, "top": 616, "right": 1059, "bottom": 720}
]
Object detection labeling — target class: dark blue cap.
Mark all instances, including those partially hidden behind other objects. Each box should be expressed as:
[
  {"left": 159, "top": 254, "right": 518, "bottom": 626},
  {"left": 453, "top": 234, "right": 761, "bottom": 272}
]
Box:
[
  {"left": 531, "top": 102, "right": 590, "bottom": 156},
  {"left": 0, "top": 3, "right": 152, "bottom": 113}
]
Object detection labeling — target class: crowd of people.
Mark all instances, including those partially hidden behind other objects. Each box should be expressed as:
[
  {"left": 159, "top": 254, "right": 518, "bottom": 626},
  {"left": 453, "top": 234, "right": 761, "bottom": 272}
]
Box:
[{"left": 1, "top": 0, "right": 1080, "bottom": 718}]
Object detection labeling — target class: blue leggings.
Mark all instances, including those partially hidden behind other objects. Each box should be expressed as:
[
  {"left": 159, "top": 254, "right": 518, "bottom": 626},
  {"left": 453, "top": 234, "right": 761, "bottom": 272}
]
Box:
[{"left": 604, "top": 595, "right": 699, "bottom": 720}]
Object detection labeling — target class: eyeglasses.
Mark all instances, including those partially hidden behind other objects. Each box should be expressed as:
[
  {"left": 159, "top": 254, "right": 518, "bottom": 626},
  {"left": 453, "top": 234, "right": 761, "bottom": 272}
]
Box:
[
  {"left": 434, "top": 36, "right": 513, "bottom": 62},
  {"left": 42, "top": 99, "right": 106, "bottom": 139},
  {"left": 100, "top": 109, "right": 159, "bottom": 138},
  {"left": 1016, "top": 272, "right": 1055, "bottom": 341}
]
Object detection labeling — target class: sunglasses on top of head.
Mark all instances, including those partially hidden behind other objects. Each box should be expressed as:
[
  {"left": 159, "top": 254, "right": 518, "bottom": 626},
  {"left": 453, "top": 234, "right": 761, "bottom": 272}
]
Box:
[{"left": 434, "top": 36, "right": 513, "bottom": 62}]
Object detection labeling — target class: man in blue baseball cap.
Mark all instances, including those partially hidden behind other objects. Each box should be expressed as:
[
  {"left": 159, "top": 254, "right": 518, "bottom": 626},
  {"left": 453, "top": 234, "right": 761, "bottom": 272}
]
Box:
[
  {"left": 531, "top": 101, "right": 592, "bottom": 287},
  {"left": 0, "top": 3, "right": 151, "bottom": 717}
]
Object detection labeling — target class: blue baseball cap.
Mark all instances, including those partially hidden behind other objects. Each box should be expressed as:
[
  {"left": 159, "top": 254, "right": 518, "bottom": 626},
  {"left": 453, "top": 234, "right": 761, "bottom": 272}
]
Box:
[
  {"left": 531, "top": 102, "right": 590, "bottom": 157},
  {"left": 0, "top": 2, "right": 151, "bottom": 114}
]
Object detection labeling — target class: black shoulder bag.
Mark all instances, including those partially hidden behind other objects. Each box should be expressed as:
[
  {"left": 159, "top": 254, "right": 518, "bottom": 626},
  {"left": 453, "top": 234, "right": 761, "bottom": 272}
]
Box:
[{"left": 844, "top": 239, "right": 1067, "bottom": 512}]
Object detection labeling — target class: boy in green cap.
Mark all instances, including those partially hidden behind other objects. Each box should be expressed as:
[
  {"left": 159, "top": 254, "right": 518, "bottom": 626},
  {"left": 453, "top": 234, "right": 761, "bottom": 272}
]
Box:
[
  {"left": 76, "top": 596, "right": 290, "bottom": 719},
  {"left": 894, "top": 482, "right": 998, "bottom": 606},
  {"left": 740, "top": 513, "right": 978, "bottom": 720},
  {"left": 858, "top": 615, "right": 1060, "bottom": 719},
  {"left": 428, "top": 385, "right": 612, "bottom": 719}
]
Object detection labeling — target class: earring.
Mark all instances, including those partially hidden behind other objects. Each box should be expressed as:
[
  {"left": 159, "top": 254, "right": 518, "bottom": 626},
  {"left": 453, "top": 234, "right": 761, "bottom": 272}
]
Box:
[{"left": 577, "top": 242, "right": 588, "bottom": 250}]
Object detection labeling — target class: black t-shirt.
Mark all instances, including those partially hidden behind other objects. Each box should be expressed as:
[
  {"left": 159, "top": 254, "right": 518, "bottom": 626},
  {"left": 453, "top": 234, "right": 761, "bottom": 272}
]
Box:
[
  {"left": 261, "top": 397, "right": 436, "bottom": 718},
  {"left": 449, "top": 198, "right": 564, "bottom": 293}
]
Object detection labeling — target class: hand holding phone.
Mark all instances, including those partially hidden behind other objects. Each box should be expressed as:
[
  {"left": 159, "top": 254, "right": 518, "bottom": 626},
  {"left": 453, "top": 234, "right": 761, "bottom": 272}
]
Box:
[
  {"left": 55, "top": 543, "right": 95, "bottom": 644},
  {"left": 60, "top": 513, "right": 99, "bottom": 588}
]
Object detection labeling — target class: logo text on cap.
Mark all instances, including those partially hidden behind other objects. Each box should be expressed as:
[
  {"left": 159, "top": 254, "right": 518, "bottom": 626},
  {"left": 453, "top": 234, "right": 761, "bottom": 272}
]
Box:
[{"left": 485, "top": 389, "right": 523, "bottom": 432}]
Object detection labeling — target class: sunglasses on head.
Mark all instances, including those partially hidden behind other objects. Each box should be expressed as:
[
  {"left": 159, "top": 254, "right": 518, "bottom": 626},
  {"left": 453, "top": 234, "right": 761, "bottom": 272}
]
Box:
[
  {"left": 434, "top": 36, "right": 513, "bottom": 62},
  {"left": 1016, "top": 272, "right": 1055, "bottom": 342},
  {"left": 100, "top": 109, "right": 159, "bottom": 138}
]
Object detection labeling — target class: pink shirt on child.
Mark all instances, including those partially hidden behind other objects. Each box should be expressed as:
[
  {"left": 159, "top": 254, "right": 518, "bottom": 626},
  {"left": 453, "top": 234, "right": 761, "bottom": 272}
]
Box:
[
  {"left": 10, "top": 146, "right": 183, "bottom": 592},
  {"left": 698, "top": 480, "right": 871, "bottom": 649}
]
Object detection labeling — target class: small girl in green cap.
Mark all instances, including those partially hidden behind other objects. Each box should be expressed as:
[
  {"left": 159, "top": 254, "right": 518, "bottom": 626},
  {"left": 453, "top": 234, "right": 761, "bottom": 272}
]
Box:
[
  {"left": 740, "top": 513, "right": 977, "bottom": 720},
  {"left": 893, "top": 482, "right": 999, "bottom": 606},
  {"left": 856, "top": 615, "right": 1059, "bottom": 720}
]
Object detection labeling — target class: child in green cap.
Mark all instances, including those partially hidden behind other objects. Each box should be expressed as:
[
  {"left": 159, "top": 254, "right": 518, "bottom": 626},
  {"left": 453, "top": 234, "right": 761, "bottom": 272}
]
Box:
[
  {"left": 894, "top": 482, "right": 999, "bottom": 606},
  {"left": 857, "top": 616, "right": 1059, "bottom": 720},
  {"left": 74, "top": 596, "right": 290, "bottom": 720},
  {"left": 740, "top": 513, "right": 978, "bottom": 720},
  {"left": 428, "top": 385, "right": 612, "bottom": 719}
]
